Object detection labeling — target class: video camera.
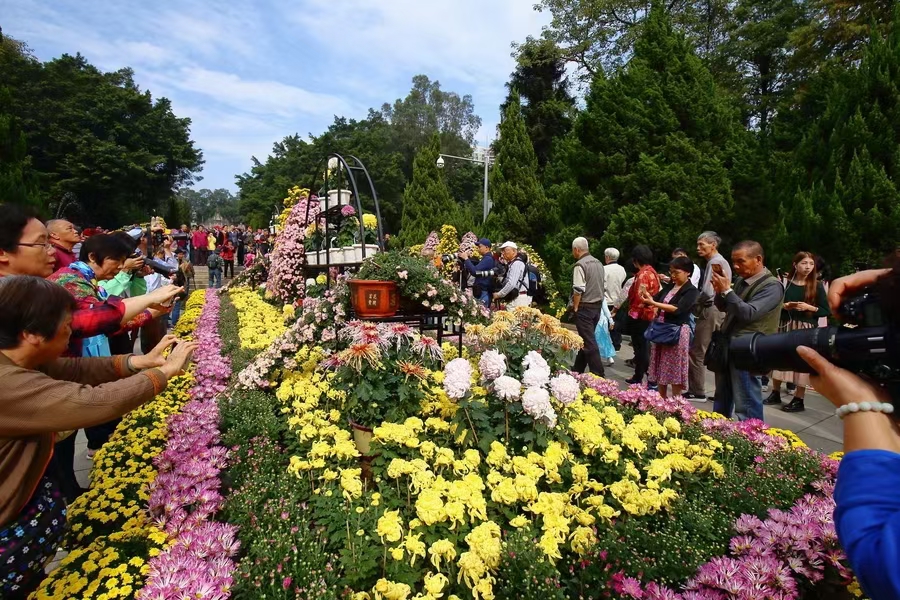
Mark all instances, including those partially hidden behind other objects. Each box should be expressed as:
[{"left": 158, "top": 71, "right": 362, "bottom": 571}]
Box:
[{"left": 731, "top": 270, "right": 900, "bottom": 402}]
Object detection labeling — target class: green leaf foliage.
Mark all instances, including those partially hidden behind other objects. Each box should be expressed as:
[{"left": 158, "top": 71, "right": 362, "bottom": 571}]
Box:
[{"left": 484, "top": 92, "right": 558, "bottom": 244}]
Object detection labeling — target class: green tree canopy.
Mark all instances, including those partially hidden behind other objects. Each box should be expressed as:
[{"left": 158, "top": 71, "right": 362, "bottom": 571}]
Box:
[
  {"left": 502, "top": 39, "right": 576, "bottom": 171},
  {"left": 0, "top": 37, "right": 203, "bottom": 226},
  {"left": 548, "top": 2, "right": 738, "bottom": 259},
  {"left": 484, "top": 92, "right": 557, "bottom": 244},
  {"left": 399, "top": 133, "right": 459, "bottom": 246}
]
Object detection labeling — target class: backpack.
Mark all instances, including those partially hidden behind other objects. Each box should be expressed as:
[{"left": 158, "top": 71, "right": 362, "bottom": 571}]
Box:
[
  {"left": 207, "top": 254, "right": 223, "bottom": 270},
  {"left": 526, "top": 264, "right": 546, "bottom": 302}
]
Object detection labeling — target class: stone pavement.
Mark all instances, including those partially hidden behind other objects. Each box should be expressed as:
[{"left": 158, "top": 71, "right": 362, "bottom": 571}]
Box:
[{"left": 596, "top": 341, "right": 843, "bottom": 455}]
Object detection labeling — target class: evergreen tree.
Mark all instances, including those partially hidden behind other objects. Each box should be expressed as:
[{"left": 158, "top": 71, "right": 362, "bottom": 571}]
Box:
[
  {"left": 398, "top": 133, "right": 457, "bottom": 246},
  {"left": 501, "top": 39, "right": 576, "bottom": 171},
  {"left": 484, "top": 92, "right": 557, "bottom": 245},
  {"left": 0, "top": 87, "right": 40, "bottom": 208},
  {"left": 551, "top": 2, "right": 738, "bottom": 258},
  {"left": 779, "top": 19, "right": 900, "bottom": 272}
]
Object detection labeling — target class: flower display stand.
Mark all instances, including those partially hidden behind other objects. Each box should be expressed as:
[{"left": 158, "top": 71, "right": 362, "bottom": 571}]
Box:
[{"left": 321, "top": 189, "right": 352, "bottom": 211}]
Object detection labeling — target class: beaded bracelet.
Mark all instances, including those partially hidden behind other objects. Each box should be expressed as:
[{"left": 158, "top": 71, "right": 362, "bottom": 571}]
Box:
[{"left": 835, "top": 401, "right": 896, "bottom": 419}]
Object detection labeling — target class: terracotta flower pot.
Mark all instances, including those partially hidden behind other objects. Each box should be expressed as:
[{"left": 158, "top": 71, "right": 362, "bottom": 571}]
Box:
[{"left": 349, "top": 279, "right": 399, "bottom": 318}]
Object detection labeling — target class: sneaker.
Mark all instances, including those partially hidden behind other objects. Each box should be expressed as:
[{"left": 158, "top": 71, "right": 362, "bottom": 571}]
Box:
[
  {"left": 781, "top": 397, "right": 805, "bottom": 412},
  {"left": 786, "top": 383, "right": 796, "bottom": 393},
  {"left": 625, "top": 376, "right": 643, "bottom": 385},
  {"left": 762, "top": 391, "right": 782, "bottom": 406},
  {"left": 682, "top": 392, "right": 705, "bottom": 400},
  {"left": 648, "top": 383, "right": 659, "bottom": 392},
  {"left": 85, "top": 449, "right": 96, "bottom": 460},
  {"left": 604, "top": 358, "right": 615, "bottom": 367},
  {"left": 761, "top": 382, "right": 769, "bottom": 393}
]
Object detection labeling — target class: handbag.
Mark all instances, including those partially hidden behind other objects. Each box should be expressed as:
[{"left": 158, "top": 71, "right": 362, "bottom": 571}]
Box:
[
  {"left": 644, "top": 320, "right": 682, "bottom": 345},
  {"left": 704, "top": 329, "right": 730, "bottom": 373}
]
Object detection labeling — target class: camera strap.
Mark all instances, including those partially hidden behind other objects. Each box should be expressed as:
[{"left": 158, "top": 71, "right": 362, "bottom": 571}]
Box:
[{"left": 721, "top": 274, "right": 774, "bottom": 336}]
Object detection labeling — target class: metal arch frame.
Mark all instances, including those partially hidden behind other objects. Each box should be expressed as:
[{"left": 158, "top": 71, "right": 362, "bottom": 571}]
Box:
[{"left": 302, "top": 152, "right": 386, "bottom": 271}]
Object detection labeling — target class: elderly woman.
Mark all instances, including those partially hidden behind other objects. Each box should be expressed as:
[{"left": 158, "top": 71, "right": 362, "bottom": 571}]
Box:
[
  {"left": 641, "top": 256, "right": 700, "bottom": 398},
  {"left": 0, "top": 276, "right": 197, "bottom": 599}
]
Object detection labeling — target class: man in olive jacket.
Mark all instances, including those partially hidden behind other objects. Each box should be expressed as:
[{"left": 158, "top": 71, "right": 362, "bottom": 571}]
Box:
[{"left": 710, "top": 240, "right": 784, "bottom": 421}]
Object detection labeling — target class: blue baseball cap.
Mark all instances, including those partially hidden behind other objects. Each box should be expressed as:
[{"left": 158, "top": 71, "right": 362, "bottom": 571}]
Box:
[{"left": 477, "top": 238, "right": 492, "bottom": 247}]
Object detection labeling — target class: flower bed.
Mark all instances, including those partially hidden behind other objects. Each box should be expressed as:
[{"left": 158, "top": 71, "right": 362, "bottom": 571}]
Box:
[
  {"left": 228, "top": 287, "right": 286, "bottom": 350},
  {"left": 33, "top": 289, "right": 236, "bottom": 600},
  {"left": 218, "top": 292, "right": 859, "bottom": 600}
]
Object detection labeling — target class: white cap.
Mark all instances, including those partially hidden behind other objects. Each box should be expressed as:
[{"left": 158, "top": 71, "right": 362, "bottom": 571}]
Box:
[{"left": 499, "top": 241, "right": 517, "bottom": 250}]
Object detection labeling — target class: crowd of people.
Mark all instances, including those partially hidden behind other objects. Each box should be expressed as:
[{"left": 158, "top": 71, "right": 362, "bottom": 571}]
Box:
[
  {"left": 0, "top": 204, "right": 205, "bottom": 598},
  {"left": 458, "top": 231, "right": 839, "bottom": 423}
]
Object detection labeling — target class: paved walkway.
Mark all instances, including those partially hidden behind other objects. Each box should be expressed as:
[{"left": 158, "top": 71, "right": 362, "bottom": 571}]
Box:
[{"left": 597, "top": 341, "right": 843, "bottom": 455}]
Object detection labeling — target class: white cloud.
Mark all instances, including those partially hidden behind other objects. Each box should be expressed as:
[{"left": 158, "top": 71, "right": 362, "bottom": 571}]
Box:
[
  {"left": 4, "top": 0, "right": 549, "bottom": 190},
  {"left": 165, "top": 66, "right": 359, "bottom": 119}
]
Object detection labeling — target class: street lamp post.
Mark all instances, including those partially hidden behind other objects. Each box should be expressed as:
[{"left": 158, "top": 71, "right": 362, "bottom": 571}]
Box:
[{"left": 436, "top": 148, "right": 492, "bottom": 223}]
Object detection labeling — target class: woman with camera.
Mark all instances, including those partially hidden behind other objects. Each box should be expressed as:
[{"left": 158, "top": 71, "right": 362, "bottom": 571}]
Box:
[
  {"left": 0, "top": 276, "right": 197, "bottom": 599},
  {"left": 798, "top": 264, "right": 899, "bottom": 600},
  {"left": 765, "top": 252, "right": 831, "bottom": 412},
  {"left": 640, "top": 256, "right": 700, "bottom": 398}
]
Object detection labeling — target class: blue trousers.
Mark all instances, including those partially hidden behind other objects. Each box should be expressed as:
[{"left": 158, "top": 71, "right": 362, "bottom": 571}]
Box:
[
  {"left": 209, "top": 268, "right": 222, "bottom": 288},
  {"left": 713, "top": 361, "right": 764, "bottom": 421},
  {"left": 478, "top": 290, "right": 491, "bottom": 309}
]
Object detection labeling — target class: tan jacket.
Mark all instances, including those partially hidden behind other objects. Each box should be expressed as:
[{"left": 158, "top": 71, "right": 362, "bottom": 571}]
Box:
[{"left": 0, "top": 353, "right": 166, "bottom": 526}]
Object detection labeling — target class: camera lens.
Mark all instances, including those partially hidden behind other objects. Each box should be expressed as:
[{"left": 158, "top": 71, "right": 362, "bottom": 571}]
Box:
[
  {"left": 730, "top": 325, "right": 894, "bottom": 375},
  {"left": 730, "top": 327, "right": 837, "bottom": 374}
]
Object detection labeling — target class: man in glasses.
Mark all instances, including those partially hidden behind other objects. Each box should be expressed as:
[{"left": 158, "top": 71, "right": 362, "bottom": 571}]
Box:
[{"left": 0, "top": 205, "right": 57, "bottom": 277}]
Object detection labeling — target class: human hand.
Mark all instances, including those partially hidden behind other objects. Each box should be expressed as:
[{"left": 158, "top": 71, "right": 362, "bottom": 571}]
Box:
[
  {"left": 827, "top": 268, "right": 891, "bottom": 315},
  {"left": 148, "top": 284, "right": 182, "bottom": 305},
  {"left": 123, "top": 256, "right": 145, "bottom": 272},
  {"left": 711, "top": 271, "right": 730, "bottom": 294},
  {"left": 639, "top": 288, "right": 653, "bottom": 304},
  {"left": 130, "top": 335, "right": 178, "bottom": 369},
  {"left": 784, "top": 301, "right": 798, "bottom": 310},
  {"left": 159, "top": 340, "right": 199, "bottom": 379},
  {"left": 797, "top": 346, "right": 892, "bottom": 408},
  {"left": 797, "top": 302, "right": 817, "bottom": 312}
]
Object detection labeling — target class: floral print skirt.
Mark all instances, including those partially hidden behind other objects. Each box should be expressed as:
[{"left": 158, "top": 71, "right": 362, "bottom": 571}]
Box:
[
  {"left": 0, "top": 477, "right": 67, "bottom": 599},
  {"left": 648, "top": 322, "right": 692, "bottom": 387}
]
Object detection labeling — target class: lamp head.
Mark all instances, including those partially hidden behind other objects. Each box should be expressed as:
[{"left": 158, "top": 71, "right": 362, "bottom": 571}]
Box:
[{"left": 436, "top": 156, "right": 445, "bottom": 169}]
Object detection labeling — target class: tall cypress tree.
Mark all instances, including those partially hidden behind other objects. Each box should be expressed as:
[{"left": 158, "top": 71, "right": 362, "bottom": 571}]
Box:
[
  {"left": 552, "top": 2, "right": 738, "bottom": 258},
  {"left": 398, "top": 133, "right": 457, "bottom": 246},
  {"left": 484, "top": 92, "right": 557, "bottom": 244},
  {"left": 778, "top": 17, "right": 900, "bottom": 272}
]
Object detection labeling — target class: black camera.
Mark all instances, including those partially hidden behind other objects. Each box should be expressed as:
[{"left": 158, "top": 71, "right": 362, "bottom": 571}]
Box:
[
  {"left": 730, "top": 285, "right": 900, "bottom": 390},
  {"left": 131, "top": 249, "right": 178, "bottom": 276}
]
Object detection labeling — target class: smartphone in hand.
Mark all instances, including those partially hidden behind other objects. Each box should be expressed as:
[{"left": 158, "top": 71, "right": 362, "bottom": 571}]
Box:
[{"left": 712, "top": 264, "right": 724, "bottom": 276}]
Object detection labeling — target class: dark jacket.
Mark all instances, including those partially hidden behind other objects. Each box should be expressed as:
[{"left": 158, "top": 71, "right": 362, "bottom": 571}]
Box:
[
  {"left": 464, "top": 253, "right": 496, "bottom": 292},
  {"left": 653, "top": 281, "right": 700, "bottom": 326}
]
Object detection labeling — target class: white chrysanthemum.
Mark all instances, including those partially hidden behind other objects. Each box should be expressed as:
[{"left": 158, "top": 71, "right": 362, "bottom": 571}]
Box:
[
  {"left": 522, "top": 366, "right": 551, "bottom": 388},
  {"left": 521, "top": 386, "right": 557, "bottom": 428},
  {"left": 478, "top": 350, "right": 507, "bottom": 381},
  {"left": 522, "top": 350, "right": 549, "bottom": 372},
  {"left": 549, "top": 373, "right": 580, "bottom": 405},
  {"left": 493, "top": 375, "right": 522, "bottom": 402},
  {"left": 443, "top": 358, "right": 473, "bottom": 399}
]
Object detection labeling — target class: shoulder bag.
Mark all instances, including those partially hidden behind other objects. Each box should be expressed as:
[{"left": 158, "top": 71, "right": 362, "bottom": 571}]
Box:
[{"left": 644, "top": 320, "right": 682, "bottom": 345}]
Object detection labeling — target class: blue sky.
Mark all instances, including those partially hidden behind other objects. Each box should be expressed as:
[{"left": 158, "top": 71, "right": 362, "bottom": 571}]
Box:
[{"left": 5, "top": 0, "right": 550, "bottom": 191}]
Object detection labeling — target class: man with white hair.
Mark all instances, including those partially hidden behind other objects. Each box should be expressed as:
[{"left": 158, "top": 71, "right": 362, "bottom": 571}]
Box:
[
  {"left": 570, "top": 237, "right": 606, "bottom": 376},
  {"left": 685, "top": 231, "right": 733, "bottom": 400},
  {"left": 603, "top": 247, "right": 627, "bottom": 349},
  {"left": 493, "top": 241, "right": 532, "bottom": 308}
]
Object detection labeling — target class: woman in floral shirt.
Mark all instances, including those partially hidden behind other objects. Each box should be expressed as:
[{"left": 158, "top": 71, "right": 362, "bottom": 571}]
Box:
[{"left": 625, "top": 245, "right": 660, "bottom": 386}]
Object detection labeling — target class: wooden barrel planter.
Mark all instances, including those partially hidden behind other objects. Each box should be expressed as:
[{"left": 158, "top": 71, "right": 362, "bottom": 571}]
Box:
[{"left": 349, "top": 280, "right": 399, "bottom": 318}]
